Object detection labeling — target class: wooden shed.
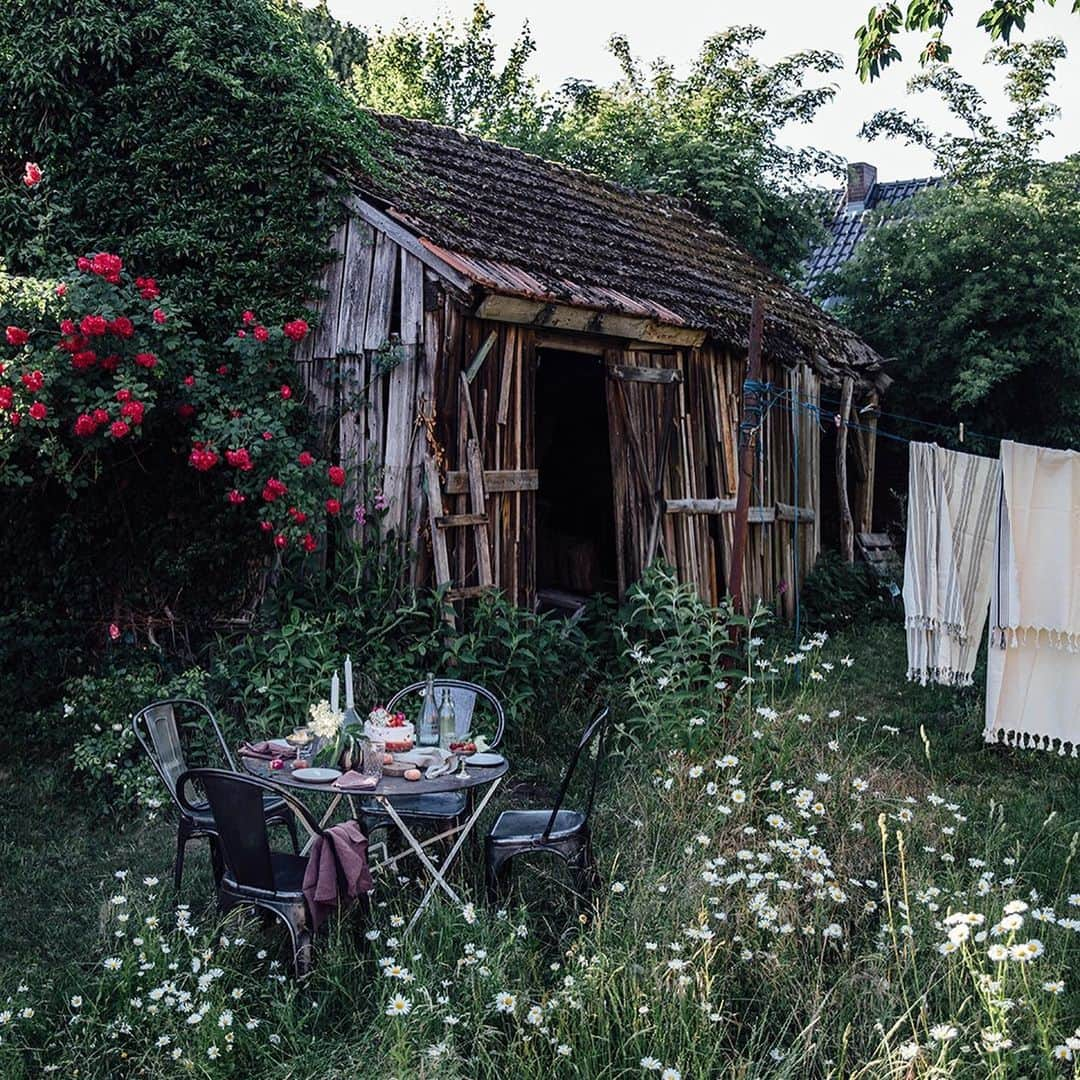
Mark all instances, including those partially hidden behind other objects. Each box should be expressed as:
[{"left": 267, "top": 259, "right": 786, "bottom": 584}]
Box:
[{"left": 296, "top": 113, "right": 889, "bottom": 614}]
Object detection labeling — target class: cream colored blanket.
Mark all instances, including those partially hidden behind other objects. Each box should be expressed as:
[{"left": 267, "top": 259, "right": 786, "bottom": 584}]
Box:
[
  {"left": 985, "top": 440, "right": 1080, "bottom": 754},
  {"left": 903, "top": 443, "right": 999, "bottom": 686}
]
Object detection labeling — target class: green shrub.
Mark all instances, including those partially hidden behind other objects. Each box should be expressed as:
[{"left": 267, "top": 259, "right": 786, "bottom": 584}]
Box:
[{"left": 799, "top": 550, "right": 897, "bottom": 630}]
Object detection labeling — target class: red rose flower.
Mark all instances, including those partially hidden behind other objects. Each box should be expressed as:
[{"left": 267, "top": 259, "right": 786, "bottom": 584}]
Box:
[
  {"left": 282, "top": 319, "right": 309, "bottom": 342},
  {"left": 152, "top": 308, "right": 167, "bottom": 325},
  {"left": 79, "top": 314, "right": 108, "bottom": 337},
  {"left": 92, "top": 408, "right": 109, "bottom": 425},
  {"left": 74, "top": 413, "right": 97, "bottom": 437},
  {"left": 261, "top": 476, "right": 288, "bottom": 502},
  {"left": 325, "top": 498, "right": 341, "bottom": 516},
  {"left": 120, "top": 401, "right": 144, "bottom": 425},
  {"left": 254, "top": 325, "right": 269, "bottom": 342},
  {"left": 288, "top": 506, "right": 307, "bottom": 524},
  {"left": 0, "top": 387, "right": 13, "bottom": 410},
  {"left": 28, "top": 401, "right": 47, "bottom": 421},
  {"left": 108, "top": 316, "right": 134, "bottom": 338},
  {"left": 217, "top": 365, "right": 228, "bottom": 376},
  {"left": 9, "top": 411, "right": 21, "bottom": 426},
  {"left": 297, "top": 451, "right": 315, "bottom": 468},
  {"left": 115, "top": 388, "right": 132, "bottom": 403},
  {"left": 242, "top": 311, "right": 256, "bottom": 325},
  {"left": 71, "top": 350, "right": 97, "bottom": 371},
  {"left": 236, "top": 330, "right": 247, "bottom": 339},
  {"left": 134, "top": 352, "right": 157, "bottom": 369},
  {"left": 177, "top": 404, "right": 195, "bottom": 421},
  {"left": 188, "top": 446, "right": 220, "bottom": 472},
  {"left": 22, "top": 162, "right": 42, "bottom": 187},
  {"left": 59, "top": 319, "right": 76, "bottom": 336},
  {"left": 5, "top": 326, "right": 28, "bottom": 346},
  {"left": 109, "top": 420, "right": 130, "bottom": 439},
  {"left": 261, "top": 431, "right": 273, "bottom": 441},
  {"left": 274, "top": 533, "right": 287, "bottom": 550},
  {"left": 302, "top": 533, "right": 318, "bottom": 553},
  {"left": 327, "top": 465, "right": 346, "bottom": 487},
  {"left": 227, "top": 489, "right": 246, "bottom": 505},
  {"left": 259, "top": 520, "right": 273, "bottom": 533},
  {"left": 135, "top": 277, "right": 160, "bottom": 301},
  {"left": 225, "top": 448, "right": 253, "bottom": 471},
  {"left": 229, "top": 408, "right": 243, "bottom": 419},
  {"left": 89, "top": 252, "right": 123, "bottom": 284},
  {"left": 55, "top": 283, "right": 67, "bottom": 297},
  {"left": 279, "top": 384, "right": 292, "bottom": 400},
  {"left": 100, "top": 354, "right": 120, "bottom": 372},
  {"left": 76, "top": 257, "right": 91, "bottom": 272},
  {"left": 21, "top": 370, "right": 43, "bottom": 392}
]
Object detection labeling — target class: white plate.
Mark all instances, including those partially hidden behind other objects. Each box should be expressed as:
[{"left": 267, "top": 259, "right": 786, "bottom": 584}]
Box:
[
  {"left": 465, "top": 752, "right": 505, "bottom": 766},
  {"left": 292, "top": 767, "right": 342, "bottom": 783}
]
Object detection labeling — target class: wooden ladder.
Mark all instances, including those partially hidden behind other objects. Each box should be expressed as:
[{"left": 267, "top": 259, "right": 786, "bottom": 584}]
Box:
[{"left": 425, "top": 441, "right": 494, "bottom": 603}]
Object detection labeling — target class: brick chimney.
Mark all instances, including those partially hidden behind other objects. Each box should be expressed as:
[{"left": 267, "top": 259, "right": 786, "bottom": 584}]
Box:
[{"left": 845, "top": 162, "right": 877, "bottom": 210}]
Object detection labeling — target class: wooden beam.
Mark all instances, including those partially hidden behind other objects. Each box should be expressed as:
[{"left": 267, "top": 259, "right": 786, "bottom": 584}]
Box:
[
  {"left": 610, "top": 363, "right": 684, "bottom": 385},
  {"left": 444, "top": 469, "right": 538, "bottom": 495},
  {"left": 343, "top": 194, "right": 475, "bottom": 297},
  {"left": 666, "top": 498, "right": 737, "bottom": 515},
  {"left": 475, "top": 292, "right": 706, "bottom": 347},
  {"left": 774, "top": 502, "right": 816, "bottom": 523},
  {"left": 445, "top": 585, "right": 496, "bottom": 601},
  {"left": 728, "top": 297, "right": 766, "bottom": 613},
  {"left": 435, "top": 513, "right": 489, "bottom": 528},
  {"left": 836, "top": 375, "right": 855, "bottom": 563}
]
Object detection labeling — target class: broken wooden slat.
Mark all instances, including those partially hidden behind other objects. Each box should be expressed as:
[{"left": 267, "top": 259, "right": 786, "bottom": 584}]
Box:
[
  {"left": 443, "top": 469, "right": 538, "bottom": 495},
  {"left": 610, "top": 363, "right": 684, "bottom": 384},
  {"left": 425, "top": 457, "right": 452, "bottom": 588},
  {"left": 335, "top": 220, "right": 375, "bottom": 354},
  {"left": 496, "top": 327, "right": 517, "bottom": 426},
  {"left": 364, "top": 232, "right": 398, "bottom": 352},
  {"left": 464, "top": 330, "right": 498, "bottom": 384}
]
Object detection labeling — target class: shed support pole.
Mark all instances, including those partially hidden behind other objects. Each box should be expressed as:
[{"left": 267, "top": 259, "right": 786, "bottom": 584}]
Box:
[
  {"left": 836, "top": 376, "right": 855, "bottom": 563},
  {"left": 728, "top": 296, "right": 765, "bottom": 613}
]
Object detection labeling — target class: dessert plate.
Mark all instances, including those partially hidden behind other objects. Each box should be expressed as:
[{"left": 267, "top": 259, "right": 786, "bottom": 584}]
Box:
[
  {"left": 292, "top": 767, "right": 342, "bottom": 783},
  {"left": 465, "top": 752, "right": 504, "bottom": 766}
]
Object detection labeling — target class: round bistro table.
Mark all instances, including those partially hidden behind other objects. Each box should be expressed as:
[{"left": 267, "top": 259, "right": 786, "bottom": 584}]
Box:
[{"left": 241, "top": 754, "right": 508, "bottom": 930}]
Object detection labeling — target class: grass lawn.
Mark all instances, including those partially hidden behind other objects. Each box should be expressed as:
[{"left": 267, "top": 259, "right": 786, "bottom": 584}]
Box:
[{"left": 1, "top": 619, "right": 1078, "bottom": 1078}]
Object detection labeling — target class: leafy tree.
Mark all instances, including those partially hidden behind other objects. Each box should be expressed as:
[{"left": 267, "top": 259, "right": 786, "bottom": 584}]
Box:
[
  {"left": 829, "top": 38, "right": 1080, "bottom": 449},
  {"left": 344, "top": 6, "right": 840, "bottom": 276},
  {"left": 855, "top": 0, "right": 1080, "bottom": 81}
]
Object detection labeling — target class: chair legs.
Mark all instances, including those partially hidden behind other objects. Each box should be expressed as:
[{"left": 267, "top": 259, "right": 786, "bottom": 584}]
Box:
[
  {"left": 173, "top": 823, "right": 189, "bottom": 895},
  {"left": 485, "top": 833, "right": 599, "bottom": 908},
  {"left": 219, "top": 892, "right": 313, "bottom": 979}
]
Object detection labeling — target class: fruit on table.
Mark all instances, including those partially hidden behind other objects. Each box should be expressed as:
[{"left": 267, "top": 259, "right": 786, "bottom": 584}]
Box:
[
  {"left": 384, "top": 739, "right": 413, "bottom": 752},
  {"left": 404, "top": 768, "right": 422, "bottom": 781},
  {"left": 449, "top": 740, "right": 476, "bottom": 754}
]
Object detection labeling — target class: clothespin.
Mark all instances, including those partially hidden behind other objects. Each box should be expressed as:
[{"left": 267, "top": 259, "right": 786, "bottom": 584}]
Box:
[
  {"left": 958, "top": 422, "right": 965, "bottom": 444},
  {"left": 834, "top": 412, "right": 842, "bottom": 429}
]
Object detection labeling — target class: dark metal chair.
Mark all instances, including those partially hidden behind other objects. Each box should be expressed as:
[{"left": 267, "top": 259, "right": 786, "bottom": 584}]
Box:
[
  {"left": 358, "top": 679, "right": 507, "bottom": 837},
  {"left": 132, "top": 699, "right": 298, "bottom": 893},
  {"left": 485, "top": 705, "right": 609, "bottom": 905},
  {"left": 176, "top": 768, "right": 333, "bottom": 978}
]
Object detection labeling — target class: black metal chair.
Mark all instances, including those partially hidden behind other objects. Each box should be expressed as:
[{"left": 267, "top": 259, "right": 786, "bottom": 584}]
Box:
[
  {"left": 176, "top": 768, "right": 335, "bottom": 978},
  {"left": 132, "top": 699, "right": 298, "bottom": 894},
  {"left": 358, "top": 679, "right": 507, "bottom": 838},
  {"left": 485, "top": 705, "right": 609, "bottom": 905}
]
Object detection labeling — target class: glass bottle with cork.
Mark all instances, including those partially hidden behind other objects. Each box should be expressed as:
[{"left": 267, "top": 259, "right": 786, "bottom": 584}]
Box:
[
  {"left": 417, "top": 672, "right": 439, "bottom": 747},
  {"left": 438, "top": 688, "right": 456, "bottom": 750}
]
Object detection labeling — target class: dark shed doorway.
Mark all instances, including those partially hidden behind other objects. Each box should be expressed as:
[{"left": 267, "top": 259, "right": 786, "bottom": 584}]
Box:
[{"left": 535, "top": 348, "right": 618, "bottom": 604}]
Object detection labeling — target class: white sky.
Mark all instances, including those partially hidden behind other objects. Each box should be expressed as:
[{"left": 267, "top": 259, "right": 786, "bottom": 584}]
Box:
[{"left": 320, "top": 0, "right": 1080, "bottom": 184}]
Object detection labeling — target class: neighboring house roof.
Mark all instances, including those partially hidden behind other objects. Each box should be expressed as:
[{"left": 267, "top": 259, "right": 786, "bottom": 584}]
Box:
[
  {"left": 352, "top": 112, "right": 889, "bottom": 390},
  {"left": 803, "top": 172, "right": 940, "bottom": 294}
]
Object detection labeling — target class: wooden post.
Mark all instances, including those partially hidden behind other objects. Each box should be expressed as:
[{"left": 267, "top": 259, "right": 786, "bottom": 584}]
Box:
[
  {"left": 727, "top": 297, "right": 765, "bottom": 613},
  {"left": 836, "top": 376, "right": 855, "bottom": 563}
]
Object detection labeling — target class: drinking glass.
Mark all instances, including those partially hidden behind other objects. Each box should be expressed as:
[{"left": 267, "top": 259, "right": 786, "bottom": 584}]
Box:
[{"left": 362, "top": 739, "right": 385, "bottom": 779}]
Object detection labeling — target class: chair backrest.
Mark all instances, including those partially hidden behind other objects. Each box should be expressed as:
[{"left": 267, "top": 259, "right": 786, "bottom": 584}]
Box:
[
  {"left": 386, "top": 679, "right": 506, "bottom": 749},
  {"left": 132, "top": 699, "right": 234, "bottom": 810},
  {"left": 176, "top": 769, "right": 320, "bottom": 894},
  {"left": 543, "top": 705, "right": 610, "bottom": 841}
]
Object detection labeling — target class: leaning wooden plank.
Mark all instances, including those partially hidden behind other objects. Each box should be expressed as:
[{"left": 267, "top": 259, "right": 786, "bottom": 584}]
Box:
[
  {"left": 313, "top": 220, "right": 350, "bottom": 358},
  {"left": 496, "top": 327, "right": 517, "bottom": 426},
  {"left": 364, "top": 232, "right": 398, "bottom": 352},
  {"left": 464, "top": 330, "right": 498, "bottom": 384},
  {"left": 424, "top": 458, "right": 452, "bottom": 588},
  {"left": 466, "top": 439, "right": 493, "bottom": 587},
  {"left": 335, "top": 220, "right": 375, "bottom": 354},
  {"left": 382, "top": 341, "right": 418, "bottom": 537},
  {"left": 610, "top": 363, "right": 684, "bottom": 384}
]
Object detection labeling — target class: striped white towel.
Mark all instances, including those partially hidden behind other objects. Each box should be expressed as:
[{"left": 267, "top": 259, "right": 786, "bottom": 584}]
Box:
[{"left": 903, "top": 442, "right": 1000, "bottom": 686}]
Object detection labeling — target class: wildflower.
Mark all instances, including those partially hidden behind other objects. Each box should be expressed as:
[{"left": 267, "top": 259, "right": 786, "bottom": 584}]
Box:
[
  {"left": 557, "top": 1044, "right": 571, "bottom": 1056},
  {"left": 641, "top": 1058, "right": 662, "bottom": 1071},
  {"left": 494, "top": 991, "right": 516, "bottom": 1014},
  {"left": 526, "top": 1005, "right": 543, "bottom": 1026},
  {"left": 206, "top": 1046, "right": 220, "bottom": 1060},
  {"left": 660, "top": 1069, "right": 681, "bottom": 1080},
  {"left": 103, "top": 957, "right": 122, "bottom": 971},
  {"left": 987, "top": 944, "right": 1008, "bottom": 962},
  {"left": 687, "top": 765, "right": 703, "bottom": 779},
  {"left": 611, "top": 881, "right": 626, "bottom": 894},
  {"left": 930, "top": 1023, "right": 959, "bottom": 1041},
  {"left": 822, "top": 923, "right": 843, "bottom": 940},
  {"left": 386, "top": 994, "right": 412, "bottom": 1017},
  {"left": 462, "top": 902, "right": 477, "bottom": 924}
]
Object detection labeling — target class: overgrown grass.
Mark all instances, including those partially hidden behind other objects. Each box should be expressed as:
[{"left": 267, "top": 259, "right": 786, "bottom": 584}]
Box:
[{"left": 1, "top": 620, "right": 1078, "bottom": 1078}]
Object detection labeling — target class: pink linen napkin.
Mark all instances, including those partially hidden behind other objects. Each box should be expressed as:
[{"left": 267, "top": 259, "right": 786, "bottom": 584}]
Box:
[
  {"left": 302, "top": 821, "right": 373, "bottom": 930},
  {"left": 238, "top": 739, "right": 290, "bottom": 760},
  {"left": 332, "top": 770, "right": 378, "bottom": 792}
]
